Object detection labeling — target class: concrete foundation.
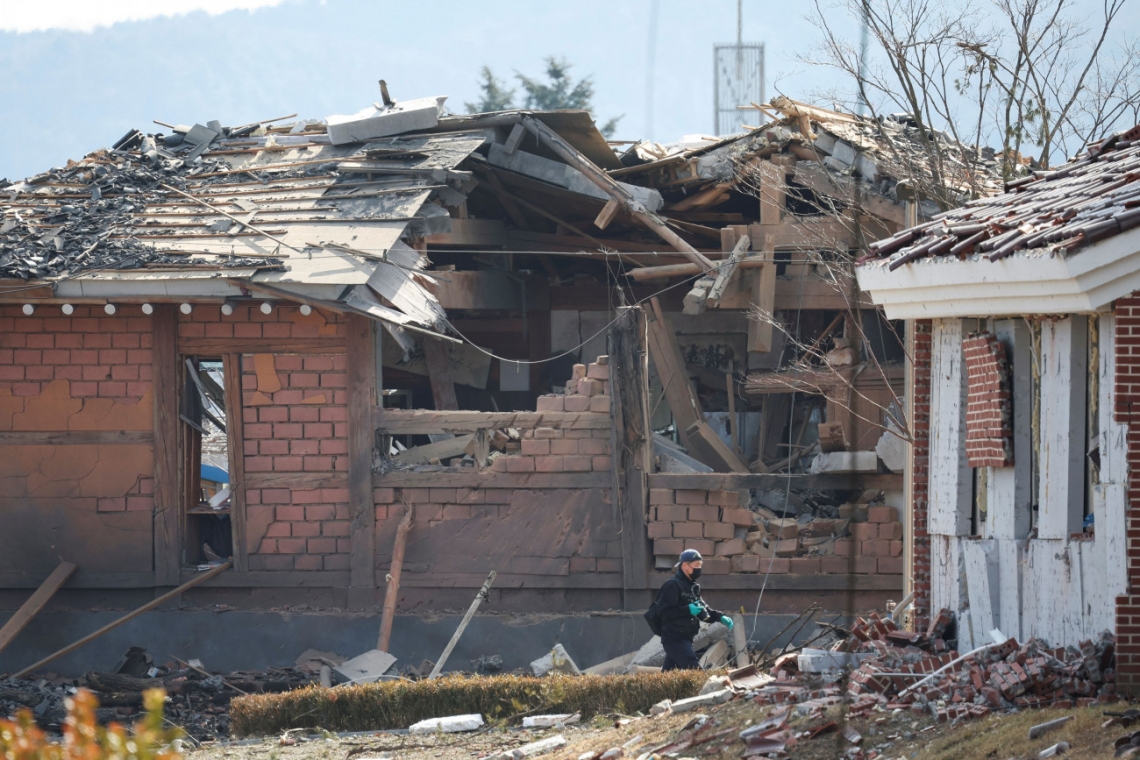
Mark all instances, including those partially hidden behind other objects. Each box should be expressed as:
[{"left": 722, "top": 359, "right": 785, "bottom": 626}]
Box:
[{"left": 0, "top": 610, "right": 846, "bottom": 676}]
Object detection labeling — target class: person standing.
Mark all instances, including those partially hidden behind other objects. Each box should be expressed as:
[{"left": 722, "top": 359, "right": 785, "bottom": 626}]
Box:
[{"left": 654, "top": 549, "right": 735, "bottom": 670}]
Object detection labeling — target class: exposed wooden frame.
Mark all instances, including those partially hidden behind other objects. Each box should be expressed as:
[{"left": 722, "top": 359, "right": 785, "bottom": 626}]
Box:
[
  {"left": 178, "top": 337, "right": 347, "bottom": 354},
  {"left": 223, "top": 353, "right": 248, "bottom": 573},
  {"left": 346, "top": 314, "right": 378, "bottom": 609},
  {"left": 152, "top": 305, "right": 181, "bottom": 586},
  {"left": 0, "top": 431, "right": 153, "bottom": 445},
  {"left": 423, "top": 338, "right": 459, "bottom": 410},
  {"left": 0, "top": 562, "right": 77, "bottom": 655}
]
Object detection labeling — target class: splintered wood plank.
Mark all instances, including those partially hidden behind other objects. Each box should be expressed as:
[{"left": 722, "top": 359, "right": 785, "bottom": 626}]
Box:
[
  {"left": 423, "top": 338, "right": 458, "bottom": 410},
  {"left": 152, "top": 305, "right": 181, "bottom": 586},
  {"left": 758, "top": 160, "right": 785, "bottom": 225},
  {"left": 706, "top": 234, "right": 750, "bottom": 308},
  {"left": 224, "top": 353, "right": 248, "bottom": 573},
  {"left": 346, "top": 314, "right": 377, "bottom": 609},
  {"left": 0, "top": 562, "right": 77, "bottom": 655},
  {"left": 644, "top": 298, "right": 701, "bottom": 451}
]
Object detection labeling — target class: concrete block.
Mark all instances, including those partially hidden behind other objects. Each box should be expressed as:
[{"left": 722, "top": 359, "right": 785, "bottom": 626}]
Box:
[
  {"left": 876, "top": 427, "right": 905, "bottom": 472},
  {"left": 868, "top": 506, "right": 899, "bottom": 523},
  {"left": 326, "top": 95, "right": 446, "bottom": 145},
  {"left": 788, "top": 557, "right": 821, "bottom": 574},
  {"left": 587, "top": 363, "right": 610, "bottom": 380},
  {"left": 589, "top": 395, "right": 611, "bottom": 413},
  {"left": 653, "top": 538, "right": 683, "bottom": 556},
  {"left": 649, "top": 488, "right": 674, "bottom": 505},
  {"left": 490, "top": 734, "right": 568, "bottom": 760},
  {"left": 767, "top": 518, "right": 799, "bottom": 540},
  {"left": 829, "top": 139, "right": 857, "bottom": 166},
  {"left": 536, "top": 395, "right": 564, "bottom": 412},
  {"left": 689, "top": 505, "right": 720, "bottom": 522},
  {"left": 673, "top": 522, "right": 704, "bottom": 539},
  {"left": 702, "top": 557, "right": 731, "bottom": 574},
  {"left": 880, "top": 522, "right": 903, "bottom": 540},
  {"left": 334, "top": 649, "right": 396, "bottom": 684},
  {"left": 530, "top": 644, "right": 580, "bottom": 676},
  {"left": 669, "top": 689, "right": 733, "bottom": 713},
  {"left": 409, "top": 714, "right": 485, "bottom": 734},
  {"left": 722, "top": 508, "right": 754, "bottom": 527},
  {"left": 653, "top": 504, "right": 686, "bottom": 521},
  {"left": 810, "top": 451, "right": 879, "bottom": 474},
  {"left": 647, "top": 522, "right": 672, "bottom": 539},
  {"left": 706, "top": 490, "right": 741, "bottom": 507},
  {"left": 564, "top": 395, "right": 591, "bottom": 412},
  {"left": 674, "top": 489, "right": 708, "bottom": 505},
  {"left": 522, "top": 714, "right": 581, "bottom": 728},
  {"left": 731, "top": 554, "right": 761, "bottom": 573}
]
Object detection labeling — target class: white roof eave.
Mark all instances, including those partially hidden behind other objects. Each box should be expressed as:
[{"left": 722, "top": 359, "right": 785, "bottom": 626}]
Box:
[{"left": 856, "top": 226, "right": 1140, "bottom": 319}]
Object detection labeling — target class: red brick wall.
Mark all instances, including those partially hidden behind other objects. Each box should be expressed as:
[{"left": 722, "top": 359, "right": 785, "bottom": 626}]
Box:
[
  {"left": 1114, "top": 295, "right": 1140, "bottom": 691},
  {"left": 0, "top": 304, "right": 155, "bottom": 574},
  {"left": 911, "top": 319, "right": 933, "bottom": 631},
  {"left": 178, "top": 305, "right": 352, "bottom": 572},
  {"left": 963, "top": 332, "right": 1014, "bottom": 467}
]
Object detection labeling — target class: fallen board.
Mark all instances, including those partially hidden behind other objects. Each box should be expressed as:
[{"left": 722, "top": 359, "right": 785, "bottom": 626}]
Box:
[{"left": 0, "top": 561, "right": 77, "bottom": 655}]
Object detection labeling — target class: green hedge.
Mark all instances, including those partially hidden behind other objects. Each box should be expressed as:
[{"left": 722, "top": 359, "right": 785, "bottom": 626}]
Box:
[{"left": 229, "top": 671, "right": 707, "bottom": 737}]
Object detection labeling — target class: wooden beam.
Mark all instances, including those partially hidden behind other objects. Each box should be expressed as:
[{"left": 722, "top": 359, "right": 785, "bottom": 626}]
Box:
[
  {"left": 0, "top": 562, "right": 77, "bottom": 655},
  {"left": 647, "top": 472, "right": 903, "bottom": 491},
  {"left": 223, "top": 353, "right": 248, "bottom": 573},
  {"left": 373, "top": 409, "right": 609, "bottom": 434},
  {"left": 520, "top": 115, "right": 716, "bottom": 272},
  {"left": 226, "top": 279, "right": 346, "bottom": 315},
  {"left": 684, "top": 420, "right": 749, "bottom": 473},
  {"left": 609, "top": 308, "right": 652, "bottom": 604},
  {"left": 377, "top": 504, "right": 413, "bottom": 652},
  {"left": 627, "top": 255, "right": 770, "bottom": 282},
  {"left": 178, "top": 337, "right": 346, "bottom": 355},
  {"left": 373, "top": 470, "right": 610, "bottom": 489},
  {"left": 13, "top": 561, "right": 232, "bottom": 679},
  {"left": 748, "top": 249, "right": 777, "bottom": 354},
  {"left": 392, "top": 434, "right": 474, "bottom": 465},
  {"left": 346, "top": 314, "right": 377, "bottom": 609},
  {"left": 705, "top": 234, "right": 751, "bottom": 308},
  {"left": 244, "top": 472, "right": 348, "bottom": 490},
  {"left": 594, "top": 198, "right": 621, "bottom": 230},
  {"left": 427, "top": 571, "right": 496, "bottom": 678},
  {"left": 0, "top": 431, "right": 153, "bottom": 446},
  {"left": 152, "top": 305, "right": 181, "bottom": 586},
  {"left": 758, "top": 160, "right": 785, "bottom": 225},
  {"left": 644, "top": 297, "right": 701, "bottom": 451},
  {"left": 422, "top": 338, "right": 459, "bottom": 410}
]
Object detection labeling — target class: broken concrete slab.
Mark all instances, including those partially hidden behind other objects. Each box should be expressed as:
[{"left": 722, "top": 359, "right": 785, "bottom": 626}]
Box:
[
  {"left": 333, "top": 649, "right": 396, "bottom": 684},
  {"left": 521, "top": 713, "right": 581, "bottom": 728},
  {"left": 491, "top": 734, "right": 567, "bottom": 760},
  {"left": 530, "top": 643, "right": 580, "bottom": 676},
  {"left": 796, "top": 649, "right": 871, "bottom": 673},
  {"left": 327, "top": 96, "right": 447, "bottom": 145},
  {"left": 631, "top": 623, "right": 731, "bottom": 667},
  {"left": 408, "top": 714, "right": 485, "bottom": 734},
  {"left": 809, "top": 451, "right": 879, "bottom": 474},
  {"left": 875, "top": 427, "right": 906, "bottom": 473},
  {"left": 669, "top": 689, "right": 733, "bottom": 713},
  {"left": 583, "top": 651, "right": 636, "bottom": 675}
]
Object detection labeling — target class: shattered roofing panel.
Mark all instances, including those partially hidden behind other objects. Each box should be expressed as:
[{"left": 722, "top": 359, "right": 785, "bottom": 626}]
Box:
[{"left": 860, "top": 127, "right": 1140, "bottom": 272}]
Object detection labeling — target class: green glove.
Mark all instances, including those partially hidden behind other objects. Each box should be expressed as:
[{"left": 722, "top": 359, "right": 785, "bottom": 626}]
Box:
[
  {"left": 720, "top": 615, "right": 734, "bottom": 629},
  {"left": 688, "top": 602, "right": 703, "bottom": 616}
]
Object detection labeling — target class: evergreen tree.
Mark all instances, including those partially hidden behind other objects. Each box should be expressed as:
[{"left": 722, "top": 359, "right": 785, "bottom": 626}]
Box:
[{"left": 464, "top": 66, "right": 515, "bottom": 114}]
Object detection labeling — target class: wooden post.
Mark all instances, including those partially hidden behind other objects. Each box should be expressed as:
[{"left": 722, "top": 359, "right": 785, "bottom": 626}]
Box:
[
  {"left": 726, "top": 372, "right": 739, "bottom": 457},
  {"left": 423, "top": 338, "right": 458, "bottom": 410},
  {"left": 610, "top": 308, "right": 653, "bottom": 604},
  {"left": 14, "top": 561, "right": 232, "bottom": 678},
  {"left": 0, "top": 562, "right": 76, "bottom": 655},
  {"left": 376, "top": 504, "right": 414, "bottom": 652},
  {"left": 346, "top": 314, "right": 378, "bottom": 610},
  {"left": 152, "top": 305, "right": 181, "bottom": 585},
  {"left": 223, "top": 353, "right": 248, "bottom": 572},
  {"left": 427, "top": 571, "right": 496, "bottom": 679}
]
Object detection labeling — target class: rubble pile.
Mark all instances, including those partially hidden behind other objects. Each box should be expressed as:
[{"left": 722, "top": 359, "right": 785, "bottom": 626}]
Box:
[
  {"left": 0, "top": 124, "right": 298, "bottom": 279},
  {"left": 0, "top": 660, "right": 316, "bottom": 741},
  {"left": 744, "top": 609, "right": 1117, "bottom": 727}
]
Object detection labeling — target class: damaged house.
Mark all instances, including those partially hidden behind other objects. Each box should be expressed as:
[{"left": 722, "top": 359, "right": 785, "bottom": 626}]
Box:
[
  {"left": 857, "top": 126, "right": 1140, "bottom": 691},
  {"left": 0, "top": 93, "right": 997, "bottom": 673}
]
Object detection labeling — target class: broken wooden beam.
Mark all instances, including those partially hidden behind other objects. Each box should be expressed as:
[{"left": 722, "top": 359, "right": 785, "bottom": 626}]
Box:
[
  {"left": 427, "top": 570, "right": 496, "bottom": 679},
  {"left": 13, "top": 561, "right": 232, "bottom": 679},
  {"left": 377, "top": 504, "right": 414, "bottom": 653},
  {"left": 644, "top": 298, "right": 701, "bottom": 452},
  {"left": 626, "top": 255, "right": 769, "bottom": 281},
  {"left": 706, "top": 234, "right": 751, "bottom": 308},
  {"left": 519, "top": 116, "right": 715, "bottom": 272},
  {"left": 0, "top": 562, "right": 77, "bottom": 656},
  {"left": 423, "top": 338, "right": 459, "bottom": 411}
]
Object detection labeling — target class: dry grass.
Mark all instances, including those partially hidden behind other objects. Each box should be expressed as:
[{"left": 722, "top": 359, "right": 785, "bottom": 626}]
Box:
[
  {"left": 228, "top": 671, "right": 708, "bottom": 738},
  {"left": 912, "top": 705, "right": 1119, "bottom": 759}
]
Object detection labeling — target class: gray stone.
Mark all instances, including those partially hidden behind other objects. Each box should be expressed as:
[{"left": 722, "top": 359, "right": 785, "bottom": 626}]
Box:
[
  {"left": 522, "top": 713, "right": 580, "bottom": 728},
  {"left": 875, "top": 427, "right": 906, "bottom": 473},
  {"left": 669, "top": 689, "right": 733, "bottom": 713},
  {"left": 333, "top": 649, "right": 396, "bottom": 684},
  {"left": 829, "top": 140, "right": 857, "bottom": 166}
]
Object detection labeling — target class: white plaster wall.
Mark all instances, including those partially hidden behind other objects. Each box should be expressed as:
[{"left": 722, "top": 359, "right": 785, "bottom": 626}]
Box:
[{"left": 925, "top": 314, "right": 1126, "bottom": 647}]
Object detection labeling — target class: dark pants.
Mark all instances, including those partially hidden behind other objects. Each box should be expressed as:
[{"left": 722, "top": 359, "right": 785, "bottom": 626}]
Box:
[{"left": 661, "top": 636, "right": 701, "bottom": 671}]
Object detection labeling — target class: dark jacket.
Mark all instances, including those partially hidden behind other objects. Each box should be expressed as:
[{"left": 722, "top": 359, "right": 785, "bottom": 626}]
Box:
[{"left": 656, "top": 569, "right": 726, "bottom": 641}]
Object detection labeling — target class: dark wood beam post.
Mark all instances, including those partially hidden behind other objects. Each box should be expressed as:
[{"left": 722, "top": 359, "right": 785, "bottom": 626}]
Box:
[
  {"left": 152, "top": 305, "right": 181, "bottom": 586},
  {"left": 609, "top": 307, "right": 652, "bottom": 607},
  {"left": 346, "top": 314, "right": 378, "bottom": 609},
  {"left": 223, "top": 353, "right": 248, "bottom": 572}
]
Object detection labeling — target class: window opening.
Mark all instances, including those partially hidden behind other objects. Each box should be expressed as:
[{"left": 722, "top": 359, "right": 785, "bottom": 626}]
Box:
[{"left": 180, "top": 356, "right": 232, "bottom": 566}]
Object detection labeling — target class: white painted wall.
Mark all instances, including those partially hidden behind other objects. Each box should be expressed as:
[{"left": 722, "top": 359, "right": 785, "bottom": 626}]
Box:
[{"left": 925, "top": 313, "right": 1126, "bottom": 647}]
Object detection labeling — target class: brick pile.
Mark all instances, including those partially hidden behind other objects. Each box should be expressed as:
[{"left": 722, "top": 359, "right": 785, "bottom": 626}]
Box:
[
  {"left": 535, "top": 356, "right": 611, "bottom": 414},
  {"left": 647, "top": 491, "right": 904, "bottom": 576},
  {"left": 835, "top": 610, "right": 1117, "bottom": 723}
]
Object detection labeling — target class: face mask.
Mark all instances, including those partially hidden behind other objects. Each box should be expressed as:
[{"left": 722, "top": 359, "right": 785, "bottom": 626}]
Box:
[{"left": 689, "top": 567, "right": 702, "bottom": 581}]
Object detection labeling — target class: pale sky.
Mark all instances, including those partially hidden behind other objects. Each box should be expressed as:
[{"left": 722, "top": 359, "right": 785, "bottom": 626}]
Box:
[{"left": 0, "top": 0, "right": 1133, "bottom": 180}]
